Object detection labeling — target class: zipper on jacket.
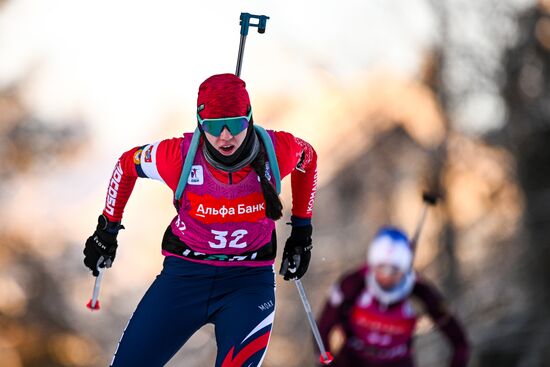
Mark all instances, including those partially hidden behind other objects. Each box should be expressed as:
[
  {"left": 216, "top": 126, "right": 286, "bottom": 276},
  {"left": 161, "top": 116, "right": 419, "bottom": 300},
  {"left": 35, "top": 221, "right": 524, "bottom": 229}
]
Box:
[{"left": 228, "top": 172, "right": 233, "bottom": 185}]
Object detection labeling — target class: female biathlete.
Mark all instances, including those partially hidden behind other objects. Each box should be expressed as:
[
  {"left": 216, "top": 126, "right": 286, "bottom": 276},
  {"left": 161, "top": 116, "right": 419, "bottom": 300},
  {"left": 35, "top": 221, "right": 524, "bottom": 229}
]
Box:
[
  {"left": 83, "top": 73, "right": 318, "bottom": 367},
  {"left": 318, "top": 227, "right": 470, "bottom": 367}
]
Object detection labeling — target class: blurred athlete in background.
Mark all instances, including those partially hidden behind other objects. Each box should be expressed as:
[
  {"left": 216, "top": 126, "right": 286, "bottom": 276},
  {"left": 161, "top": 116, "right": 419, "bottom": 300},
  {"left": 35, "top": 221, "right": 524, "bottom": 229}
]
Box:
[{"left": 318, "top": 227, "right": 470, "bottom": 367}]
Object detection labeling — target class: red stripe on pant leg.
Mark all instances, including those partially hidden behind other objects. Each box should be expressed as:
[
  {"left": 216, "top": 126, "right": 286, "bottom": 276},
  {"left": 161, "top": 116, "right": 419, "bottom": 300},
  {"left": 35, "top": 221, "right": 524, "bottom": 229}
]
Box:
[{"left": 221, "top": 331, "right": 271, "bottom": 367}]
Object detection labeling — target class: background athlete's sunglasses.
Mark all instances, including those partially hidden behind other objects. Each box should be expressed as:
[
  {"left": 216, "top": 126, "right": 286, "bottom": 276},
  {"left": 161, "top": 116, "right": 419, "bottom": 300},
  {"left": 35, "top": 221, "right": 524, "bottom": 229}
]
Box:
[{"left": 197, "top": 110, "right": 252, "bottom": 137}]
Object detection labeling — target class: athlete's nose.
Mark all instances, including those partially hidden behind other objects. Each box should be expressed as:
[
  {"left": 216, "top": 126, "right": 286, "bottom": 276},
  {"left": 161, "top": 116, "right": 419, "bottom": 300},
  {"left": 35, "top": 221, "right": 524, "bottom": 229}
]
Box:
[{"left": 219, "top": 127, "right": 233, "bottom": 140}]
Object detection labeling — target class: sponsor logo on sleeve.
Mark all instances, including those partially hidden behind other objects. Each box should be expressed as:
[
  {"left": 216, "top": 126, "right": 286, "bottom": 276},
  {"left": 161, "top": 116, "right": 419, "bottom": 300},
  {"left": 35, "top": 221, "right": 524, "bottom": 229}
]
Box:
[
  {"left": 105, "top": 163, "right": 123, "bottom": 215},
  {"left": 143, "top": 145, "right": 153, "bottom": 163},
  {"left": 139, "top": 142, "right": 165, "bottom": 182},
  {"left": 306, "top": 169, "right": 317, "bottom": 214},
  {"left": 133, "top": 149, "right": 142, "bottom": 164}
]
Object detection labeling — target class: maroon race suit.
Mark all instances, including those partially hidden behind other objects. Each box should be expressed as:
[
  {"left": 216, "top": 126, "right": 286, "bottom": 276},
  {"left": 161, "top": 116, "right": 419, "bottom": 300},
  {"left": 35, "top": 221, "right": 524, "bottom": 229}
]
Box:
[{"left": 318, "top": 265, "right": 470, "bottom": 367}]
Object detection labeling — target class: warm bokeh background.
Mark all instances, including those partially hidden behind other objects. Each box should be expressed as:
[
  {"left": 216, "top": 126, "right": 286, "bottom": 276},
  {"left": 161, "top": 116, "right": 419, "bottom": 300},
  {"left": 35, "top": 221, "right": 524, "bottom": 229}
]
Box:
[{"left": 1, "top": 0, "right": 549, "bottom": 366}]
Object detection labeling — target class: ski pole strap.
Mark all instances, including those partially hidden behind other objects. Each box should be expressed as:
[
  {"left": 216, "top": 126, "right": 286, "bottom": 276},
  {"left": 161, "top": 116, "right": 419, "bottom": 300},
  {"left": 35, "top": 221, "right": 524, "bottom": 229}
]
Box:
[
  {"left": 254, "top": 125, "right": 281, "bottom": 194},
  {"left": 175, "top": 128, "right": 201, "bottom": 201}
]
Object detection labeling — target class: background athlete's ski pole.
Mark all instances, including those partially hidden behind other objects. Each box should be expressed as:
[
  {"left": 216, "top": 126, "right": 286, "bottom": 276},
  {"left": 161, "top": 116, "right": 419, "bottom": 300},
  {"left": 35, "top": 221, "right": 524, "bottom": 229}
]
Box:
[
  {"left": 295, "top": 279, "right": 334, "bottom": 365},
  {"left": 235, "top": 12, "right": 269, "bottom": 77},
  {"left": 410, "top": 192, "right": 439, "bottom": 252}
]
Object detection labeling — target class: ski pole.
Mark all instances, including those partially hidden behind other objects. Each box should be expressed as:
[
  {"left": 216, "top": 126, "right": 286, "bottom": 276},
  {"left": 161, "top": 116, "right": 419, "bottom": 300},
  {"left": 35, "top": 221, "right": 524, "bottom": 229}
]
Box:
[
  {"left": 235, "top": 12, "right": 270, "bottom": 77},
  {"left": 410, "top": 192, "right": 439, "bottom": 252},
  {"left": 294, "top": 279, "right": 334, "bottom": 365},
  {"left": 86, "top": 256, "right": 111, "bottom": 311}
]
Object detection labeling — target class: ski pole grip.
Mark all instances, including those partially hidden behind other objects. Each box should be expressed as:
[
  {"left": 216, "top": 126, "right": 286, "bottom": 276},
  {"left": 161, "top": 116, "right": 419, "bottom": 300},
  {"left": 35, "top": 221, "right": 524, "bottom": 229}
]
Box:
[
  {"left": 422, "top": 192, "right": 439, "bottom": 205},
  {"left": 240, "top": 13, "right": 251, "bottom": 36},
  {"left": 239, "top": 12, "right": 270, "bottom": 36}
]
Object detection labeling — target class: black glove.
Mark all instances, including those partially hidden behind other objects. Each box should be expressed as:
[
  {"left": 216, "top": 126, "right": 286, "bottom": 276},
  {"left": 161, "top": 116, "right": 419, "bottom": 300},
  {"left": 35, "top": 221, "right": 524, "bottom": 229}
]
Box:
[
  {"left": 279, "top": 218, "right": 313, "bottom": 281},
  {"left": 84, "top": 214, "right": 124, "bottom": 276}
]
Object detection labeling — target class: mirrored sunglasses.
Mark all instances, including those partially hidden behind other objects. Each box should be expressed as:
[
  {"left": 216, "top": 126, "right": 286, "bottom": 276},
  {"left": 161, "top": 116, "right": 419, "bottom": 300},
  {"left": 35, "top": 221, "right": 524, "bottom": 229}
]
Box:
[{"left": 197, "top": 110, "right": 252, "bottom": 137}]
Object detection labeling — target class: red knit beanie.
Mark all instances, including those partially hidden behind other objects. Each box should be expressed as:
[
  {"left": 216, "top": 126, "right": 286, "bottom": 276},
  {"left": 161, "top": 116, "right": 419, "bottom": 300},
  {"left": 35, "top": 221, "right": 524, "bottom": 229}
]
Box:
[{"left": 197, "top": 74, "right": 251, "bottom": 119}]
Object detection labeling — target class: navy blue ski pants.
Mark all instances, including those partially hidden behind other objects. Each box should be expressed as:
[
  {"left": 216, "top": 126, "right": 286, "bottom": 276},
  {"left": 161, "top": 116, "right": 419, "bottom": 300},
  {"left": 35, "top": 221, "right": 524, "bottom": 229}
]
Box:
[{"left": 110, "top": 256, "right": 276, "bottom": 367}]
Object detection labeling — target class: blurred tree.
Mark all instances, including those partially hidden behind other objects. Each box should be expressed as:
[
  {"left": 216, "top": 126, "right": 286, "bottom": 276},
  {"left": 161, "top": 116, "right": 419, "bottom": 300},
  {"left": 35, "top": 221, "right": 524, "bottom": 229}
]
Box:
[
  {"left": 0, "top": 87, "right": 83, "bottom": 183},
  {"left": 496, "top": 3, "right": 550, "bottom": 365},
  {"left": 0, "top": 87, "right": 94, "bottom": 367},
  {"left": 426, "top": 0, "right": 550, "bottom": 365}
]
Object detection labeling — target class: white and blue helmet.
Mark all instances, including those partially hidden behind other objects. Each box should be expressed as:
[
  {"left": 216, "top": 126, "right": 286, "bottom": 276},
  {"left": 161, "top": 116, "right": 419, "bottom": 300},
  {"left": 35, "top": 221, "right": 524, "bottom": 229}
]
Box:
[
  {"left": 366, "top": 227, "right": 416, "bottom": 305},
  {"left": 367, "top": 227, "right": 413, "bottom": 273}
]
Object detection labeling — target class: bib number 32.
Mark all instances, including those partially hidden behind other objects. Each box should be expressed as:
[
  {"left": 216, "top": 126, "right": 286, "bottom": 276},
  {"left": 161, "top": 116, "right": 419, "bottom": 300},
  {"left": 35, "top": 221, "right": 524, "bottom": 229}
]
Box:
[{"left": 209, "top": 229, "right": 248, "bottom": 249}]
